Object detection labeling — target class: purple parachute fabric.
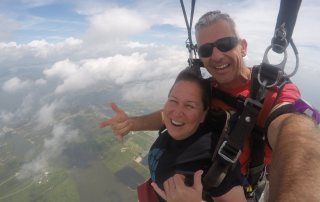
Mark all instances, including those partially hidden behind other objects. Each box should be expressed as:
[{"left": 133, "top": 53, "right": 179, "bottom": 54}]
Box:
[{"left": 294, "top": 99, "right": 320, "bottom": 124}]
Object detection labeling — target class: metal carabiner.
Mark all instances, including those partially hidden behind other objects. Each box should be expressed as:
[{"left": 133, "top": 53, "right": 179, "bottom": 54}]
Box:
[{"left": 258, "top": 44, "right": 287, "bottom": 88}]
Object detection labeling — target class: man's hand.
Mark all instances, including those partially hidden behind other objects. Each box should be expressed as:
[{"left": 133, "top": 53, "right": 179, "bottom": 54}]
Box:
[
  {"left": 151, "top": 170, "right": 203, "bottom": 202},
  {"left": 100, "top": 103, "right": 133, "bottom": 141}
]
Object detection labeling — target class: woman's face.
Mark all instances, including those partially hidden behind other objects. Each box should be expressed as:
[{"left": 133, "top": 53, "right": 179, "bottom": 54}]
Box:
[{"left": 162, "top": 80, "right": 207, "bottom": 140}]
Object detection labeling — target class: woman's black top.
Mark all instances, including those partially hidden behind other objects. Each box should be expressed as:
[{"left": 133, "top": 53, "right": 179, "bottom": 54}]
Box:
[{"left": 148, "top": 112, "right": 242, "bottom": 200}]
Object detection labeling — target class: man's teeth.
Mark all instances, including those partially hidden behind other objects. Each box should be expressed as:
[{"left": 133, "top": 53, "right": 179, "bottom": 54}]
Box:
[
  {"left": 171, "top": 119, "right": 184, "bottom": 126},
  {"left": 215, "top": 64, "right": 228, "bottom": 69}
]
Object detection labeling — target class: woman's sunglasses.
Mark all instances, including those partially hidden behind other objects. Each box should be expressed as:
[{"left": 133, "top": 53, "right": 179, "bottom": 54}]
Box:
[{"left": 197, "top": 37, "right": 239, "bottom": 58}]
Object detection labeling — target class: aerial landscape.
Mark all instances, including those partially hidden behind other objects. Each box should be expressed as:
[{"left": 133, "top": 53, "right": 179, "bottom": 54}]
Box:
[
  {"left": 0, "top": 0, "right": 319, "bottom": 201},
  {"left": 0, "top": 101, "right": 158, "bottom": 202}
]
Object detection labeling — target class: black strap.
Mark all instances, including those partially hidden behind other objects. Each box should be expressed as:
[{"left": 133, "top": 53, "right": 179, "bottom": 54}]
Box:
[
  {"left": 272, "top": 0, "right": 302, "bottom": 53},
  {"left": 203, "top": 97, "right": 262, "bottom": 188},
  {"left": 212, "top": 87, "right": 246, "bottom": 112},
  {"left": 264, "top": 103, "right": 296, "bottom": 145},
  {"left": 247, "top": 125, "right": 266, "bottom": 186}
]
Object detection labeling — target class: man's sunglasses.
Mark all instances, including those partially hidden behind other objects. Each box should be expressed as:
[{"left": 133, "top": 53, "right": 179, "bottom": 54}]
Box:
[{"left": 197, "top": 37, "right": 239, "bottom": 58}]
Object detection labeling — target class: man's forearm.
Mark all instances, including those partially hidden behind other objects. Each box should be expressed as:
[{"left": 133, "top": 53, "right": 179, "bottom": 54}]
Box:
[
  {"left": 269, "top": 114, "right": 320, "bottom": 202},
  {"left": 131, "top": 110, "right": 163, "bottom": 131}
]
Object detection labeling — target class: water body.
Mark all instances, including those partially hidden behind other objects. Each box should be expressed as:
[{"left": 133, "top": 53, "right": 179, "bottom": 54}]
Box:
[{"left": 114, "top": 166, "right": 145, "bottom": 189}]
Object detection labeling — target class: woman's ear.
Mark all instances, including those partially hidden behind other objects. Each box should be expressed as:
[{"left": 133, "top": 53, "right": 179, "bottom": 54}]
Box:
[
  {"left": 200, "top": 109, "right": 208, "bottom": 123},
  {"left": 161, "top": 110, "right": 165, "bottom": 124}
]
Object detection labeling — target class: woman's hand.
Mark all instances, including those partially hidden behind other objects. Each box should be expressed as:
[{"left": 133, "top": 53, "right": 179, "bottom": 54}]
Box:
[{"left": 151, "top": 170, "right": 204, "bottom": 202}]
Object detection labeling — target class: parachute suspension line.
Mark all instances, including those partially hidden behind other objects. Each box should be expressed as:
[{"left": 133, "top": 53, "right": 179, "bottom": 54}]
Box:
[
  {"left": 180, "top": 0, "right": 196, "bottom": 59},
  {"left": 180, "top": 0, "right": 202, "bottom": 75}
]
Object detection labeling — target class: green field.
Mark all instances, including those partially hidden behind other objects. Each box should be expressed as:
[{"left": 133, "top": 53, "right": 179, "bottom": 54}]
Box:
[{"left": 0, "top": 105, "right": 156, "bottom": 202}]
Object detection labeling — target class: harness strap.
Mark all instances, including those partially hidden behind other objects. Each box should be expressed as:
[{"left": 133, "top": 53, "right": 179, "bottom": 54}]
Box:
[
  {"left": 246, "top": 66, "right": 281, "bottom": 189},
  {"left": 203, "top": 65, "right": 286, "bottom": 190},
  {"left": 212, "top": 87, "right": 246, "bottom": 112},
  {"left": 203, "top": 96, "right": 262, "bottom": 188}
]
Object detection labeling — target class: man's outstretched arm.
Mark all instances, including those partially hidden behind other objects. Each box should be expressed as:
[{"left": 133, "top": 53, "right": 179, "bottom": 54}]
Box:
[{"left": 269, "top": 114, "right": 320, "bottom": 202}]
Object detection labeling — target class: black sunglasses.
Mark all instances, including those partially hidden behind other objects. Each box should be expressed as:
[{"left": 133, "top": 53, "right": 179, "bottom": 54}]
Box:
[{"left": 197, "top": 37, "right": 239, "bottom": 58}]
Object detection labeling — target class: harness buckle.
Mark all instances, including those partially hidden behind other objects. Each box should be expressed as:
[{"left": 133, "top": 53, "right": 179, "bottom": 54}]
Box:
[
  {"left": 245, "top": 98, "right": 263, "bottom": 109},
  {"left": 218, "top": 141, "right": 241, "bottom": 164}
]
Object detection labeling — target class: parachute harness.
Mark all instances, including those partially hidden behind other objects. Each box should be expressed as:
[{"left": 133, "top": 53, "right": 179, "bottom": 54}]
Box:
[{"left": 179, "top": 0, "right": 319, "bottom": 201}]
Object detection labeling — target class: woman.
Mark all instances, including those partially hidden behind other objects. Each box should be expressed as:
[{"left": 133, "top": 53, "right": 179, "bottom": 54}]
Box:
[{"left": 143, "top": 69, "right": 246, "bottom": 202}]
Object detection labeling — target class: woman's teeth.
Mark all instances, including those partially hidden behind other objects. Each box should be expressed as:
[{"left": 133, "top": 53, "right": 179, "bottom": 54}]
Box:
[{"left": 171, "top": 119, "right": 184, "bottom": 127}]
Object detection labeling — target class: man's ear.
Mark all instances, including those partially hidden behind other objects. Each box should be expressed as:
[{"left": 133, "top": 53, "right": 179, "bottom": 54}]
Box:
[{"left": 240, "top": 39, "right": 248, "bottom": 57}]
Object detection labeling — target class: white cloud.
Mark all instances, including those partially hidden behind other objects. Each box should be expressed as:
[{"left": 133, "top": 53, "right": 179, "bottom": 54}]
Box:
[
  {"left": 35, "top": 78, "right": 47, "bottom": 85},
  {"left": 36, "top": 102, "right": 57, "bottom": 128},
  {"left": 0, "top": 37, "right": 83, "bottom": 72},
  {"left": 84, "top": 8, "right": 150, "bottom": 43},
  {"left": 41, "top": 44, "right": 187, "bottom": 96},
  {"left": 0, "top": 111, "right": 15, "bottom": 125},
  {"left": 26, "top": 38, "right": 83, "bottom": 58},
  {"left": 44, "top": 59, "right": 79, "bottom": 79},
  {"left": 2, "top": 77, "right": 31, "bottom": 93},
  {"left": 18, "top": 123, "right": 79, "bottom": 179}
]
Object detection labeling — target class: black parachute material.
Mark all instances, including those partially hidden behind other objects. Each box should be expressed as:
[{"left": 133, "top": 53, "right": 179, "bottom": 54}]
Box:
[{"left": 272, "top": 0, "right": 302, "bottom": 54}]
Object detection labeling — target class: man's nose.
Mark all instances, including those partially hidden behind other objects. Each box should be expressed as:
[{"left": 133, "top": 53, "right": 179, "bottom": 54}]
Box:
[{"left": 210, "top": 47, "right": 224, "bottom": 60}]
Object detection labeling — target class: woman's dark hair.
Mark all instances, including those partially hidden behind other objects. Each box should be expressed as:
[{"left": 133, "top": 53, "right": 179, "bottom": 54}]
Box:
[{"left": 169, "top": 69, "right": 211, "bottom": 110}]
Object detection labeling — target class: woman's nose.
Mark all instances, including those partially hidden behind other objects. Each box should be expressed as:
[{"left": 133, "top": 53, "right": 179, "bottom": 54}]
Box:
[{"left": 172, "top": 105, "right": 184, "bottom": 116}]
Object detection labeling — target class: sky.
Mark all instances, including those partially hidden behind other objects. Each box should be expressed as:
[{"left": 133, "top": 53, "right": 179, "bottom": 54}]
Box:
[{"left": 0, "top": 0, "right": 320, "bottom": 177}]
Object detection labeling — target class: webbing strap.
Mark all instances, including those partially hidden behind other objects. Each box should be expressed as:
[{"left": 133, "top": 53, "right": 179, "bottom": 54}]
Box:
[
  {"left": 203, "top": 97, "right": 262, "bottom": 188},
  {"left": 203, "top": 65, "right": 285, "bottom": 189},
  {"left": 212, "top": 87, "right": 246, "bottom": 112},
  {"left": 246, "top": 66, "right": 280, "bottom": 187}
]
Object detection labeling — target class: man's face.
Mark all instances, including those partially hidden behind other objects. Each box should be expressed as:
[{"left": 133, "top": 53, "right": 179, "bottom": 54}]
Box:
[{"left": 196, "top": 20, "right": 248, "bottom": 88}]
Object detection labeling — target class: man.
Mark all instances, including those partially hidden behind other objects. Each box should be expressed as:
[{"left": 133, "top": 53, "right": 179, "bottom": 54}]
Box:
[
  {"left": 150, "top": 114, "right": 320, "bottom": 202},
  {"left": 100, "top": 11, "right": 319, "bottom": 201}
]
